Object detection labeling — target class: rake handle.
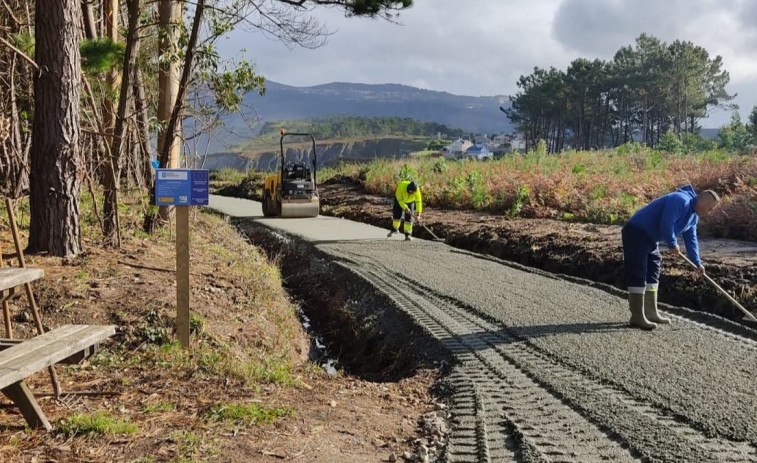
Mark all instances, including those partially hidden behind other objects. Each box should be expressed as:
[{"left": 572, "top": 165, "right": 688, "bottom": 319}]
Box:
[
  {"left": 408, "top": 210, "right": 442, "bottom": 241},
  {"left": 678, "top": 252, "right": 757, "bottom": 322}
]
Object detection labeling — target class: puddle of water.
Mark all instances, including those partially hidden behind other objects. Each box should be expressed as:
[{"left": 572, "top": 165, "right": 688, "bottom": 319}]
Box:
[{"left": 299, "top": 311, "right": 339, "bottom": 376}]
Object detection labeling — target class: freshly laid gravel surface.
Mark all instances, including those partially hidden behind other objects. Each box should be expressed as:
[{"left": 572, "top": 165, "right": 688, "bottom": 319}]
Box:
[{"left": 211, "top": 195, "right": 757, "bottom": 462}]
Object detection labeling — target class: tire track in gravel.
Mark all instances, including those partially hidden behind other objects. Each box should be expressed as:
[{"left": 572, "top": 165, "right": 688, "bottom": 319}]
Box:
[
  {"left": 337, "top": 251, "right": 757, "bottom": 463},
  {"left": 325, "top": 240, "right": 757, "bottom": 444},
  {"left": 339, "top": 256, "right": 642, "bottom": 463}
]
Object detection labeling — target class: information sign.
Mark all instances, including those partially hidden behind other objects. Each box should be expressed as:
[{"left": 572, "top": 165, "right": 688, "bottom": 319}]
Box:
[{"left": 155, "top": 169, "right": 209, "bottom": 206}]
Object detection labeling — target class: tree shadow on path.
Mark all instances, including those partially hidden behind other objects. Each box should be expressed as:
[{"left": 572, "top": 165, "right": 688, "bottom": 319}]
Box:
[{"left": 441, "top": 321, "right": 630, "bottom": 353}]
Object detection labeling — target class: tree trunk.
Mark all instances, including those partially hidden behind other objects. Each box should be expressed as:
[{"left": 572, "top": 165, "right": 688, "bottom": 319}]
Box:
[
  {"left": 102, "top": 0, "right": 119, "bottom": 138},
  {"left": 133, "top": 66, "right": 153, "bottom": 188},
  {"left": 28, "top": 0, "right": 82, "bottom": 257},
  {"left": 81, "top": 0, "right": 97, "bottom": 40},
  {"left": 102, "top": 0, "right": 140, "bottom": 247},
  {"left": 156, "top": 0, "right": 182, "bottom": 223}
]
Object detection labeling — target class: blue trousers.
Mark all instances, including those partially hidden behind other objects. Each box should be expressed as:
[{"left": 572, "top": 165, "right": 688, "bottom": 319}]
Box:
[{"left": 621, "top": 223, "right": 661, "bottom": 292}]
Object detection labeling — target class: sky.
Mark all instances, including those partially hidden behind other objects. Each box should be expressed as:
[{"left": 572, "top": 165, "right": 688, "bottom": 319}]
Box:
[{"left": 218, "top": 0, "right": 757, "bottom": 128}]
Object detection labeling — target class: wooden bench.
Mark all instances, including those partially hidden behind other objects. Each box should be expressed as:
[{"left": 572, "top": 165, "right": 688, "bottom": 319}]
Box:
[
  {"left": 0, "top": 267, "right": 42, "bottom": 302},
  {"left": 0, "top": 324, "right": 115, "bottom": 430}
]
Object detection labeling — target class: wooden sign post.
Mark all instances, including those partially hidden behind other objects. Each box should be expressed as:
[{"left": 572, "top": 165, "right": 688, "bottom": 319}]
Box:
[
  {"left": 175, "top": 206, "right": 190, "bottom": 347},
  {"left": 155, "top": 169, "right": 209, "bottom": 348}
]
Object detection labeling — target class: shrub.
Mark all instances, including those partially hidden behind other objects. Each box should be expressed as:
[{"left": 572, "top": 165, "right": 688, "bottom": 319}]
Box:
[
  {"left": 658, "top": 129, "right": 683, "bottom": 154},
  {"left": 398, "top": 163, "right": 418, "bottom": 182},
  {"left": 432, "top": 158, "right": 448, "bottom": 174}
]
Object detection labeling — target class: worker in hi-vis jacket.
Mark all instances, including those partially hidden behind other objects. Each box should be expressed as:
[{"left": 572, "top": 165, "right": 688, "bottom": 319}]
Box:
[
  {"left": 621, "top": 185, "right": 719, "bottom": 330},
  {"left": 388, "top": 180, "right": 423, "bottom": 241}
]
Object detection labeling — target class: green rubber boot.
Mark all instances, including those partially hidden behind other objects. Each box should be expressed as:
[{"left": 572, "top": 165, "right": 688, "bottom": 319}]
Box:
[
  {"left": 629, "top": 293, "right": 656, "bottom": 330},
  {"left": 644, "top": 290, "right": 670, "bottom": 324}
]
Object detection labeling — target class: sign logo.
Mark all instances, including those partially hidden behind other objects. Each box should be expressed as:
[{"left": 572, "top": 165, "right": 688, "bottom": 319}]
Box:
[{"left": 158, "top": 171, "right": 188, "bottom": 181}]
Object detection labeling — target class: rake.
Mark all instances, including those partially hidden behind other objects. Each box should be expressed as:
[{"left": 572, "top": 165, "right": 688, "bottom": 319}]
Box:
[
  {"left": 678, "top": 252, "right": 757, "bottom": 322},
  {"left": 409, "top": 211, "right": 444, "bottom": 242}
]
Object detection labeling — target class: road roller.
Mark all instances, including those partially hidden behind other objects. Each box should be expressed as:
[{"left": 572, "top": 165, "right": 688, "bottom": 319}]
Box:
[{"left": 261, "top": 129, "right": 320, "bottom": 218}]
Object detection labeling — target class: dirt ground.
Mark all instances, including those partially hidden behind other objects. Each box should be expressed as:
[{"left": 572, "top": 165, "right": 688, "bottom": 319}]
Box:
[
  {"left": 0, "top": 205, "right": 438, "bottom": 462},
  {"left": 317, "top": 179, "right": 757, "bottom": 322}
]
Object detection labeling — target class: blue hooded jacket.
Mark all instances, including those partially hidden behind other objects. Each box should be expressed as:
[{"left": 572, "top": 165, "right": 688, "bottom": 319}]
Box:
[{"left": 627, "top": 185, "right": 702, "bottom": 266}]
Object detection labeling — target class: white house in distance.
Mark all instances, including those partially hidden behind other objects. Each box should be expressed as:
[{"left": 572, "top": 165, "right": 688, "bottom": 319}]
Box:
[
  {"left": 511, "top": 135, "right": 526, "bottom": 151},
  {"left": 464, "top": 143, "right": 493, "bottom": 161},
  {"left": 441, "top": 139, "right": 473, "bottom": 159},
  {"left": 491, "top": 133, "right": 527, "bottom": 152}
]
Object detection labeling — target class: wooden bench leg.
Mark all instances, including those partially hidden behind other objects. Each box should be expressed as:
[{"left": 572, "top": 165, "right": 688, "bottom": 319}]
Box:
[{"left": 1, "top": 380, "right": 51, "bottom": 431}]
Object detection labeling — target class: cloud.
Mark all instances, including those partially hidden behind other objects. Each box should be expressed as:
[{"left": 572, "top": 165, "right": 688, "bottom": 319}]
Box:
[
  {"left": 215, "top": 0, "right": 757, "bottom": 127},
  {"left": 552, "top": 0, "right": 708, "bottom": 55},
  {"left": 219, "top": 0, "right": 570, "bottom": 97}
]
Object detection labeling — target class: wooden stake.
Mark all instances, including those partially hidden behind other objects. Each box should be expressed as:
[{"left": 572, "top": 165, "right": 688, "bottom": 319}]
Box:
[
  {"left": 176, "top": 206, "right": 190, "bottom": 347},
  {"left": 5, "top": 198, "right": 61, "bottom": 396},
  {"left": 0, "top": 245, "right": 11, "bottom": 339}
]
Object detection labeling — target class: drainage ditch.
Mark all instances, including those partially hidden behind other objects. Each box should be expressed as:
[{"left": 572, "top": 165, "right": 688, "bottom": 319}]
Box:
[{"left": 233, "top": 218, "right": 450, "bottom": 383}]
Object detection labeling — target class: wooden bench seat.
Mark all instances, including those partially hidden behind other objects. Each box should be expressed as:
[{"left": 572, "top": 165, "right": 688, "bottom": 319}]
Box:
[
  {"left": 0, "top": 324, "right": 115, "bottom": 430},
  {"left": 0, "top": 337, "right": 100, "bottom": 365},
  {"left": 0, "top": 268, "right": 42, "bottom": 303}
]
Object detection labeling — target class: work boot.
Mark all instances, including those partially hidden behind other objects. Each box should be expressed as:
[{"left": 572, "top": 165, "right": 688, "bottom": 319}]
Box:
[
  {"left": 405, "top": 234, "right": 413, "bottom": 241},
  {"left": 644, "top": 290, "right": 670, "bottom": 324},
  {"left": 628, "top": 293, "right": 656, "bottom": 330},
  {"left": 387, "top": 228, "right": 398, "bottom": 238}
]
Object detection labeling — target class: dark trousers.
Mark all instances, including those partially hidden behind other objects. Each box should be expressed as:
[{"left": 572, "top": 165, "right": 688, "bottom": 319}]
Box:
[
  {"left": 392, "top": 199, "right": 416, "bottom": 234},
  {"left": 621, "top": 223, "right": 662, "bottom": 291}
]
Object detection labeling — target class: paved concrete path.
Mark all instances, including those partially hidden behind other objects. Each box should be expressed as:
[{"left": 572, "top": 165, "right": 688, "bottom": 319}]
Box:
[{"left": 210, "top": 194, "right": 757, "bottom": 463}]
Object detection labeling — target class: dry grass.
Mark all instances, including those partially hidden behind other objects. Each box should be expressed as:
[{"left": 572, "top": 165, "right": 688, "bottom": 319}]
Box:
[{"left": 320, "top": 145, "right": 757, "bottom": 240}]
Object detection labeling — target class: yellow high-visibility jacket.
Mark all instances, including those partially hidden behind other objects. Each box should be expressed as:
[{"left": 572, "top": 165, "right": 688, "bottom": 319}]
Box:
[{"left": 395, "top": 180, "right": 423, "bottom": 213}]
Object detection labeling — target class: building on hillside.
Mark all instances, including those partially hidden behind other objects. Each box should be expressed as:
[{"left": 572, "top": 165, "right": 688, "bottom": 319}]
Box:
[
  {"left": 464, "top": 143, "right": 493, "bottom": 161},
  {"left": 493, "top": 134, "right": 510, "bottom": 144},
  {"left": 441, "top": 138, "right": 473, "bottom": 160},
  {"left": 511, "top": 135, "right": 526, "bottom": 151}
]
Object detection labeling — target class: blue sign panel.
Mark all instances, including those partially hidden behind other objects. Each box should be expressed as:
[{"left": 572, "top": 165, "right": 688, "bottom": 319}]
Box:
[{"left": 155, "top": 169, "right": 209, "bottom": 206}]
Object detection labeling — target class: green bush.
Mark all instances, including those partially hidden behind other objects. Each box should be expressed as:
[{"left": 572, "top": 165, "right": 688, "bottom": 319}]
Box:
[
  {"left": 432, "top": 158, "right": 448, "bottom": 174},
  {"left": 507, "top": 185, "right": 530, "bottom": 217},
  {"left": 398, "top": 163, "right": 419, "bottom": 181},
  {"left": 427, "top": 139, "right": 447, "bottom": 151},
  {"left": 658, "top": 129, "right": 683, "bottom": 154}
]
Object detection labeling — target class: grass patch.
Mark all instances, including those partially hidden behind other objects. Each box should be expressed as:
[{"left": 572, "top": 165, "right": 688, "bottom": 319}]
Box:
[
  {"left": 57, "top": 412, "right": 138, "bottom": 436},
  {"left": 206, "top": 402, "right": 292, "bottom": 426},
  {"left": 148, "top": 341, "right": 296, "bottom": 387},
  {"left": 210, "top": 167, "right": 248, "bottom": 184},
  {"left": 409, "top": 149, "right": 439, "bottom": 158},
  {"left": 141, "top": 402, "right": 175, "bottom": 414}
]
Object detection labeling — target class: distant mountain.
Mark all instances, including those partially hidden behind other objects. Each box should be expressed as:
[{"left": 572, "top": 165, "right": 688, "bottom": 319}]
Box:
[{"left": 200, "top": 81, "right": 513, "bottom": 154}]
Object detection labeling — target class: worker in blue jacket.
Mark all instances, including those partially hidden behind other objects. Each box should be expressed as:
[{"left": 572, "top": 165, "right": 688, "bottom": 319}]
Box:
[{"left": 622, "top": 185, "right": 719, "bottom": 330}]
